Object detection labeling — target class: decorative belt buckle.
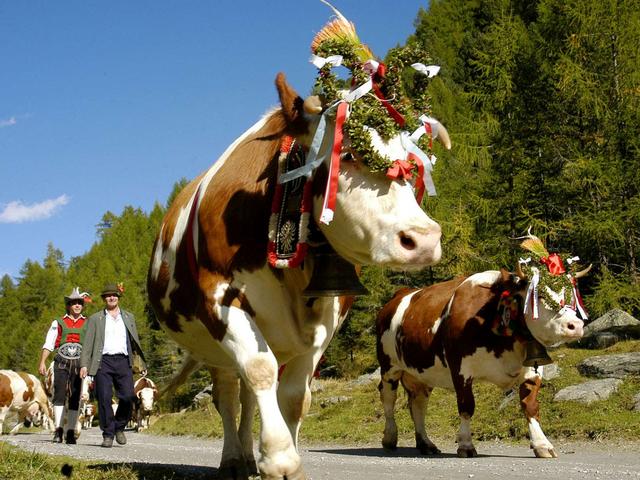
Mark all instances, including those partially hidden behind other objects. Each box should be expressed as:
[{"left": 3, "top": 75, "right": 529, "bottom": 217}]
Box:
[{"left": 58, "top": 342, "right": 82, "bottom": 360}]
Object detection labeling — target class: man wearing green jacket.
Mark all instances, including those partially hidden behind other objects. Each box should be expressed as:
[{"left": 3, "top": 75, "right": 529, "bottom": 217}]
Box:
[{"left": 80, "top": 283, "right": 146, "bottom": 448}]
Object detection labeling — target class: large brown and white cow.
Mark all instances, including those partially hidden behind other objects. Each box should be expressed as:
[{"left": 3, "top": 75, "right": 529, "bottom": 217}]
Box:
[
  {"left": 376, "top": 267, "right": 586, "bottom": 459},
  {"left": 132, "top": 377, "right": 158, "bottom": 431},
  {"left": 148, "top": 67, "right": 444, "bottom": 478},
  {"left": 0, "top": 370, "right": 51, "bottom": 434}
]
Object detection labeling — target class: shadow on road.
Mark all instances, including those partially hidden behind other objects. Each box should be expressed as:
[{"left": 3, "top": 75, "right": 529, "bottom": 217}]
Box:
[
  {"left": 309, "top": 446, "right": 530, "bottom": 460},
  {"left": 88, "top": 462, "right": 218, "bottom": 480}
]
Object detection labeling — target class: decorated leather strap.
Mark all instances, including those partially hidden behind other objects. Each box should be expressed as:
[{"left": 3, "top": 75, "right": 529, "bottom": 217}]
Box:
[{"left": 268, "top": 136, "right": 312, "bottom": 268}]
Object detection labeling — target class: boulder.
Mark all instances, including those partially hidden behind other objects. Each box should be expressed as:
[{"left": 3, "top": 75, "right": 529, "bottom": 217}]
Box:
[
  {"left": 577, "top": 352, "right": 640, "bottom": 378},
  {"left": 541, "top": 363, "right": 561, "bottom": 380},
  {"left": 632, "top": 392, "right": 640, "bottom": 412},
  {"left": 571, "top": 309, "right": 640, "bottom": 349},
  {"left": 349, "top": 367, "right": 381, "bottom": 387},
  {"left": 192, "top": 384, "right": 213, "bottom": 408},
  {"left": 553, "top": 378, "right": 623, "bottom": 404}
]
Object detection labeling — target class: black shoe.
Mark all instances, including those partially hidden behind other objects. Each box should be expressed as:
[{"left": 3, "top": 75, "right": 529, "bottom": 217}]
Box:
[
  {"left": 53, "top": 428, "right": 63, "bottom": 443},
  {"left": 115, "top": 430, "right": 127, "bottom": 445},
  {"left": 101, "top": 436, "right": 113, "bottom": 448},
  {"left": 65, "top": 430, "right": 76, "bottom": 444}
]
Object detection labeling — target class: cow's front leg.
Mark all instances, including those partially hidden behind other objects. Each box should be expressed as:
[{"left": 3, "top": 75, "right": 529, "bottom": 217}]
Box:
[
  {"left": 403, "top": 380, "right": 440, "bottom": 455},
  {"left": 211, "top": 367, "right": 255, "bottom": 480},
  {"left": 213, "top": 301, "right": 304, "bottom": 480},
  {"left": 519, "top": 370, "right": 557, "bottom": 458},
  {"left": 277, "top": 350, "right": 325, "bottom": 448},
  {"left": 239, "top": 377, "right": 258, "bottom": 476},
  {"left": 379, "top": 373, "right": 399, "bottom": 450},
  {"left": 453, "top": 373, "right": 477, "bottom": 458}
]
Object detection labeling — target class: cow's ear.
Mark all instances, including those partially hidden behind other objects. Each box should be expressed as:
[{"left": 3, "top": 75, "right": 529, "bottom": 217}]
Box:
[
  {"left": 275, "top": 72, "right": 308, "bottom": 135},
  {"left": 153, "top": 389, "right": 159, "bottom": 401},
  {"left": 499, "top": 268, "right": 512, "bottom": 284}
]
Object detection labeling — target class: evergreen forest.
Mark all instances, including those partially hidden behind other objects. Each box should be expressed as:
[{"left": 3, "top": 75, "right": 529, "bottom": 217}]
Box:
[{"left": 1, "top": 0, "right": 638, "bottom": 404}]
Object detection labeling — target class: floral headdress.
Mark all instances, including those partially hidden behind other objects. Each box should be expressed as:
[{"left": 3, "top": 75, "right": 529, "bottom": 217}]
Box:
[
  {"left": 281, "top": 1, "right": 450, "bottom": 225},
  {"left": 517, "top": 232, "right": 590, "bottom": 320}
]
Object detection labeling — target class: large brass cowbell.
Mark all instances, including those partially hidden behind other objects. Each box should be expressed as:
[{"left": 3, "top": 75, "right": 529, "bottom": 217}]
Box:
[
  {"left": 302, "top": 244, "right": 368, "bottom": 297},
  {"left": 523, "top": 339, "right": 553, "bottom": 370}
]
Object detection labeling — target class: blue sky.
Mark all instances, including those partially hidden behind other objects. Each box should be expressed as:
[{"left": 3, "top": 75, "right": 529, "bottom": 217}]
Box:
[{"left": 0, "top": 0, "right": 429, "bottom": 279}]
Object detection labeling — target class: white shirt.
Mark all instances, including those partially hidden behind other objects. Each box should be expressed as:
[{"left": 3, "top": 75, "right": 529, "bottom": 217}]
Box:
[
  {"left": 102, "top": 309, "right": 129, "bottom": 355},
  {"left": 42, "top": 320, "right": 60, "bottom": 351}
]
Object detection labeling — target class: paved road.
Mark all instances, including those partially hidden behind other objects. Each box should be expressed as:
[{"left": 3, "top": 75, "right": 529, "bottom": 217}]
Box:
[{"left": 3, "top": 428, "right": 640, "bottom": 479}]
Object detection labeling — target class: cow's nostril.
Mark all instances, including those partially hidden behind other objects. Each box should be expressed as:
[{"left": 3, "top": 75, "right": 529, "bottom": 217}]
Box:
[
  {"left": 568, "top": 323, "right": 575, "bottom": 330},
  {"left": 399, "top": 231, "right": 416, "bottom": 250}
]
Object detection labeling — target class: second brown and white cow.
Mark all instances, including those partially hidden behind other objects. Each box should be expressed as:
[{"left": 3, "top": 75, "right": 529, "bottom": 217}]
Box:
[
  {"left": 376, "top": 267, "right": 586, "bottom": 459},
  {"left": 0, "top": 370, "right": 51, "bottom": 434},
  {"left": 132, "top": 377, "right": 158, "bottom": 431}
]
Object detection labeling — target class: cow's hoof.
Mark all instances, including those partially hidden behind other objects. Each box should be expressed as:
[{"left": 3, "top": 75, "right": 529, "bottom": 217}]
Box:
[
  {"left": 382, "top": 440, "right": 398, "bottom": 451},
  {"left": 219, "top": 459, "right": 251, "bottom": 480},
  {"left": 456, "top": 447, "right": 477, "bottom": 458},
  {"left": 246, "top": 458, "right": 258, "bottom": 477},
  {"left": 417, "top": 442, "right": 441, "bottom": 455},
  {"left": 260, "top": 465, "right": 306, "bottom": 480},
  {"left": 533, "top": 447, "right": 558, "bottom": 458}
]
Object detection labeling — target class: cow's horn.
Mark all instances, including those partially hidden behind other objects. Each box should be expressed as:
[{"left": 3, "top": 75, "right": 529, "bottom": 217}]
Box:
[
  {"left": 303, "top": 95, "right": 323, "bottom": 115},
  {"left": 574, "top": 263, "right": 593, "bottom": 279},
  {"left": 436, "top": 123, "right": 452, "bottom": 150},
  {"left": 515, "top": 261, "right": 526, "bottom": 280}
]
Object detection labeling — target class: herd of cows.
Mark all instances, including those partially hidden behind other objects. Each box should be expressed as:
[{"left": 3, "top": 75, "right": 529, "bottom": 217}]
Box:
[
  {"left": 0, "top": 366, "right": 158, "bottom": 438},
  {"left": 1, "top": 7, "right": 595, "bottom": 480}
]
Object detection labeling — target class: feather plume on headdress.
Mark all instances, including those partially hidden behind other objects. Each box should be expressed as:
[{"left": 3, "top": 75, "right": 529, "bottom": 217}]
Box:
[
  {"left": 520, "top": 234, "right": 550, "bottom": 259},
  {"left": 311, "top": 0, "right": 373, "bottom": 62}
]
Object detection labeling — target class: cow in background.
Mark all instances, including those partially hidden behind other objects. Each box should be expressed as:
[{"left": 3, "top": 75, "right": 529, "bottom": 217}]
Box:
[
  {"left": 132, "top": 377, "right": 158, "bottom": 431},
  {"left": 377, "top": 263, "right": 588, "bottom": 458},
  {"left": 77, "top": 375, "right": 94, "bottom": 432},
  {"left": 0, "top": 370, "right": 51, "bottom": 434}
]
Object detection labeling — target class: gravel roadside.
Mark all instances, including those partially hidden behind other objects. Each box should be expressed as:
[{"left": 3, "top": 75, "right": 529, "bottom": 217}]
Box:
[{"left": 3, "top": 428, "right": 640, "bottom": 480}]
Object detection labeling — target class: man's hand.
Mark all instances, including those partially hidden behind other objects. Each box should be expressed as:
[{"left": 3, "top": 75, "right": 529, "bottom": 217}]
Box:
[
  {"left": 38, "top": 362, "right": 47, "bottom": 376},
  {"left": 141, "top": 369, "right": 147, "bottom": 377},
  {"left": 80, "top": 367, "right": 88, "bottom": 379}
]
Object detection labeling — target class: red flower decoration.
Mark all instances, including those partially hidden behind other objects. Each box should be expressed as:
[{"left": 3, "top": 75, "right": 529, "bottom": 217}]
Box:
[
  {"left": 116, "top": 282, "right": 125, "bottom": 294},
  {"left": 540, "top": 253, "right": 566, "bottom": 276},
  {"left": 386, "top": 159, "right": 414, "bottom": 181}
]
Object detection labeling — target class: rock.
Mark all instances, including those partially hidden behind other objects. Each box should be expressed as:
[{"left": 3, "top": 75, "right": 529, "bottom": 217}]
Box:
[
  {"left": 571, "top": 309, "right": 640, "bottom": 349},
  {"left": 577, "top": 352, "right": 640, "bottom": 378},
  {"left": 632, "top": 393, "right": 640, "bottom": 412},
  {"left": 584, "top": 309, "right": 640, "bottom": 336},
  {"left": 319, "top": 396, "right": 351, "bottom": 408},
  {"left": 192, "top": 384, "right": 213, "bottom": 407},
  {"left": 553, "top": 378, "right": 623, "bottom": 404},
  {"left": 310, "top": 379, "right": 324, "bottom": 393},
  {"left": 541, "top": 363, "right": 561, "bottom": 380},
  {"left": 349, "top": 368, "right": 380, "bottom": 386}
]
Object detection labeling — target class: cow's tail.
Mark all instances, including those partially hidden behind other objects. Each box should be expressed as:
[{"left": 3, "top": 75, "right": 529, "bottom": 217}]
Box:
[{"left": 159, "top": 354, "right": 202, "bottom": 398}]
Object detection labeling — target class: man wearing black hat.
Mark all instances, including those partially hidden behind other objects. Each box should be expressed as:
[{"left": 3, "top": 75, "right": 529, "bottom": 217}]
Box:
[
  {"left": 39, "top": 287, "right": 89, "bottom": 444},
  {"left": 80, "top": 283, "right": 146, "bottom": 448}
]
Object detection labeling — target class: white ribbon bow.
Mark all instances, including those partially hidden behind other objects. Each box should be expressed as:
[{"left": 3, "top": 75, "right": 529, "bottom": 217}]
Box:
[
  {"left": 309, "top": 54, "right": 344, "bottom": 69},
  {"left": 411, "top": 63, "right": 441, "bottom": 78}
]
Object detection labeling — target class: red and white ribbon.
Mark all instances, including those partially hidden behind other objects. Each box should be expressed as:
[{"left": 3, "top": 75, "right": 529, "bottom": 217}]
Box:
[
  {"left": 523, "top": 267, "right": 540, "bottom": 320},
  {"left": 319, "top": 101, "right": 349, "bottom": 224}
]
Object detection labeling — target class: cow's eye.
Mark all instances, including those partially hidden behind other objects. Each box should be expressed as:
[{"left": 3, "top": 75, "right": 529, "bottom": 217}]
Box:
[{"left": 341, "top": 152, "right": 354, "bottom": 163}]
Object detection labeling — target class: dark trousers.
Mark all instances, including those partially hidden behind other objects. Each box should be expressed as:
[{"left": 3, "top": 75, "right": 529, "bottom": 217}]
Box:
[
  {"left": 53, "top": 357, "right": 82, "bottom": 409},
  {"left": 94, "top": 354, "right": 135, "bottom": 438}
]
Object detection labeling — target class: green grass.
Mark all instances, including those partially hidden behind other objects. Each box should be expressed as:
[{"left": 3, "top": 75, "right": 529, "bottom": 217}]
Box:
[
  {"left": 0, "top": 442, "right": 138, "bottom": 480},
  {"left": 149, "top": 340, "right": 640, "bottom": 447}
]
